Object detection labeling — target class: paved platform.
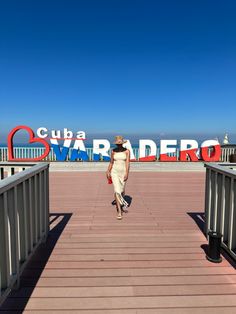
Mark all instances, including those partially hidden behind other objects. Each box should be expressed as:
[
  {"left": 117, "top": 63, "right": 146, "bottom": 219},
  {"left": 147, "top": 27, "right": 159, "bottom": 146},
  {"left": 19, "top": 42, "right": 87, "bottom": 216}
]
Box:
[
  {"left": 1, "top": 171, "right": 236, "bottom": 313},
  {"left": 48, "top": 161, "right": 206, "bottom": 172}
]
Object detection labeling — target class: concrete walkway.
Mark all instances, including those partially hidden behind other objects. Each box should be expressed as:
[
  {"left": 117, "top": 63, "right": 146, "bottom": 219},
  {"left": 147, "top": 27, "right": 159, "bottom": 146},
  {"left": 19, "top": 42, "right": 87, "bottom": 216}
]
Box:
[{"left": 1, "top": 171, "right": 236, "bottom": 313}]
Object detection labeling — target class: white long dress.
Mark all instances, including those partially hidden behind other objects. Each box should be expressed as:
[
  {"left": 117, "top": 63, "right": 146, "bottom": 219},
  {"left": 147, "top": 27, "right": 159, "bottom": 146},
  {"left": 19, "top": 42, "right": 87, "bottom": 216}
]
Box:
[{"left": 111, "top": 151, "right": 129, "bottom": 207}]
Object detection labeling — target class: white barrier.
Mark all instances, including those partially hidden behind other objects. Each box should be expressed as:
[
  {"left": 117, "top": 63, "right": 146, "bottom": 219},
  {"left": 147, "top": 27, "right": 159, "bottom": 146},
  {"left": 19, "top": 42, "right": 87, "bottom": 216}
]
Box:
[
  {"left": 204, "top": 163, "right": 236, "bottom": 261},
  {"left": 0, "top": 162, "right": 50, "bottom": 305},
  {"left": 1, "top": 146, "right": 235, "bottom": 162}
]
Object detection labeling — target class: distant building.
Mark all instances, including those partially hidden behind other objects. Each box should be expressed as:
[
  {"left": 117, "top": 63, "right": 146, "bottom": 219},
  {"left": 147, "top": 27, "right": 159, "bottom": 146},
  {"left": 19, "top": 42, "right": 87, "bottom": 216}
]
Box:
[{"left": 223, "top": 133, "right": 229, "bottom": 145}]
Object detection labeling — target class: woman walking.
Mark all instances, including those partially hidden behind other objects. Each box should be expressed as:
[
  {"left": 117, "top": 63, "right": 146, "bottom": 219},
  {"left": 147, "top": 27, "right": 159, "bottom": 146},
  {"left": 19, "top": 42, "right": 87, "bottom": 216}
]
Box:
[{"left": 106, "top": 135, "right": 130, "bottom": 219}]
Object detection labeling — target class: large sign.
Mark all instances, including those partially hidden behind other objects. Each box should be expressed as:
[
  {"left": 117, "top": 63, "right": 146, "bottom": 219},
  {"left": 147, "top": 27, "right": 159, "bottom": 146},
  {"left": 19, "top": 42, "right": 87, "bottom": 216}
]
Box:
[{"left": 7, "top": 125, "right": 221, "bottom": 162}]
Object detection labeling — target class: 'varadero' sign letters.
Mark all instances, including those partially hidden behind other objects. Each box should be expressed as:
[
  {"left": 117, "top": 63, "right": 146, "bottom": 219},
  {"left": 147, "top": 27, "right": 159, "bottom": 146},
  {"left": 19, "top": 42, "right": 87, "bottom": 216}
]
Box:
[{"left": 7, "top": 125, "right": 221, "bottom": 162}]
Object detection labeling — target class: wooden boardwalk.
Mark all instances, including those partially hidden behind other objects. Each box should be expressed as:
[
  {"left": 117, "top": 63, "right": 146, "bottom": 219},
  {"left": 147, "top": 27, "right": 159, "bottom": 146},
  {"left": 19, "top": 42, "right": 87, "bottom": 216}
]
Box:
[{"left": 1, "top": 171, "right": 236, "bottom": 313}]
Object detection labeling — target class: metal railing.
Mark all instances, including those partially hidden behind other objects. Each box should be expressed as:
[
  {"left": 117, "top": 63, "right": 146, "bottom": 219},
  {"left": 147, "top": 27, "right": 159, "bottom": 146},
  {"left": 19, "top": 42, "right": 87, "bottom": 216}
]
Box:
[
  {"left": 0, "top": 162, "right": 50, "bottom": 305},
  {"left": 1, "top": 145, "right": 235, "bottom": 162},
  {"left": 0, "top": 162, "right": 36, "bottom": 180},
  {"left": 204, "top": 163, "right": 236, "bottom": 261},
  {"left": 0, "top": 146, "right": 178, "bottom": 161},
  {"left": 220, "top": 146, "right": 236, "bottom": 162}
]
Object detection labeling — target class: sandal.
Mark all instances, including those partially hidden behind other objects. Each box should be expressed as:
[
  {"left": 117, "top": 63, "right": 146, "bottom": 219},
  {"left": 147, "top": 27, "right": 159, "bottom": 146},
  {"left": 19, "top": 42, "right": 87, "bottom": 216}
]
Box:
[{"left": 117, "top": 214, "right": 123, "bottom": 220}]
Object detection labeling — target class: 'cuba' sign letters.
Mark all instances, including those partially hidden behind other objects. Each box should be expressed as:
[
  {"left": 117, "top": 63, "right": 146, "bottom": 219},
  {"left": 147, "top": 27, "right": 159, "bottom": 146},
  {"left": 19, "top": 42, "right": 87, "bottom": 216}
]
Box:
[{"left": 7, "top": 125, "right": 221, "bottom": 162}]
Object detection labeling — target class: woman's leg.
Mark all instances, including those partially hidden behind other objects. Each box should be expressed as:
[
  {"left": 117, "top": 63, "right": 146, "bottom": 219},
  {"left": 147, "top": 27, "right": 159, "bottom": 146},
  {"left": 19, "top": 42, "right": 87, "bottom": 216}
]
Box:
[
  {"left": 111, "top": 172, "right": 123, "bottom": 218},
  {"left": 121, "top": 181, "right": 126, "bottom": 197},
  {"left": 115, "top": 193, "right": 122, "bottom": 218},
  {"left": 121, "top": 182, "right": 126, "bottom": 209}
]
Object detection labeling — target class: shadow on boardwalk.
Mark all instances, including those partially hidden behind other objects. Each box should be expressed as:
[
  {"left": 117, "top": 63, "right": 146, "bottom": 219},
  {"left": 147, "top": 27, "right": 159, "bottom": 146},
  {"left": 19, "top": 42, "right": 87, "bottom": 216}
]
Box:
[
  {"left": 0, "top": 213, "right": 72, "bottom": 313},
  {"left": 188, "top": 212, "right": 236, "bottom": 270}
]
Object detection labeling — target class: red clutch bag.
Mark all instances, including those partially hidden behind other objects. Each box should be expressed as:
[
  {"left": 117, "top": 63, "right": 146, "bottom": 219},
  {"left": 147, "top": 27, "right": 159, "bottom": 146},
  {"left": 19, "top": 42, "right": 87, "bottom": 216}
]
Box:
[{"left": 108, "top": 177, "right": 112, "bottom": 184}]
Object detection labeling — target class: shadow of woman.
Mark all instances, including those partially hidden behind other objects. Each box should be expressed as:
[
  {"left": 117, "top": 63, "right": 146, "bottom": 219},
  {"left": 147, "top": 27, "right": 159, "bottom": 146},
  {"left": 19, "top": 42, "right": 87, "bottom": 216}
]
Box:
[{"left": 111, "top": 194, "right": 133, "bottom": 208}]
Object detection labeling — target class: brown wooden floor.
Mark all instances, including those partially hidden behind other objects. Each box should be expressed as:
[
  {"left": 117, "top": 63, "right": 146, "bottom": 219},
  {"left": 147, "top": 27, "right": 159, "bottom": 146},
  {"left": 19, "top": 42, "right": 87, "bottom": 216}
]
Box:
[{"left": 1, "top": 171, "right": 236, "bottom": 313}]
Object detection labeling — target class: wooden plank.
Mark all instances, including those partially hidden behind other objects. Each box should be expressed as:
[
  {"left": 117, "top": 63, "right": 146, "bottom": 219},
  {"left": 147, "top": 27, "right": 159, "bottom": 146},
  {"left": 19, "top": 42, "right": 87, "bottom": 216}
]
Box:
[
  {"left": 20, "top": 274, "right": 236, "bottom": 287},
  {"left": 21, "top": 266, "right": 236, "bottom": 278},
  {"left": 8, "top": 283, "right": 236, "bottom": 298},
  {"left": 3, "top": 295, "right": 236, "bottom": 310}
]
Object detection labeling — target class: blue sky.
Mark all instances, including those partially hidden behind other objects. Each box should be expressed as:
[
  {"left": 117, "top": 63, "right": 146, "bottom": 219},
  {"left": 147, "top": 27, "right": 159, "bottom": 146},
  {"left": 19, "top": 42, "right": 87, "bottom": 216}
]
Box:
[{"left": 0, "top": 0, "right": 236, "bottom": 143}]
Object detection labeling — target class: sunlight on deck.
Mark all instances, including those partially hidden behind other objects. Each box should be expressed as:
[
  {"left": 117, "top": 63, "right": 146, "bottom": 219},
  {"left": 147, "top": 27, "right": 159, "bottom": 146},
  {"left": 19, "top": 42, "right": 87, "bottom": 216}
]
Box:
[{"left": 1, "top": 172, "right": 236, "bottom": 313}]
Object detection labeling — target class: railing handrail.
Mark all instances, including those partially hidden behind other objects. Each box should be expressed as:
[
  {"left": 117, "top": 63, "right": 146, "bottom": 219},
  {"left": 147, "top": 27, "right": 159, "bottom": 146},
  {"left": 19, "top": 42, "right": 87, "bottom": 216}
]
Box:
[
  {"left": 0, "top": 163, "right": 49, "bottom": 194},
  {"left": 0, "top": 162, "right": 36, "bottom": 166},
  {"left": 204, "top": 162, "right": 236, "bottom": 178}
]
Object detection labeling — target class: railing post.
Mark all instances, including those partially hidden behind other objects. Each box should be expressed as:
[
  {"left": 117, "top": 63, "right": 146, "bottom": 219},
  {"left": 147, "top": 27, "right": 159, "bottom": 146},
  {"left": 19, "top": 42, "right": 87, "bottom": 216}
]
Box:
[
  {"left": 28, "top": 177, "right": 34, "bottom": 251},
  {"left": 34, "top": 174, "right": 39, "bottom": 243},
  {"left": 0, "top": 167, "right": 4, "bottom": 180},
  {"left": 228, "top": 178, "right": 234, "bottom": 250},
  {"left": 204, "top": 167, "right": 211, "bottom": 236},
  {"left": 22, "top": 181, "right": 29, "bottom": 261},
  {"left": 213, "top": 171, "right": 218, "bottom": 231},
  {"left": 39, "top": 172, "right": 43, "bottom": 238},
  {"left": 13, "top": 186, "right": 20, "bottom": 289},
  {"left": 46, "top": 166, "right": 50, "bottom": 235},
  {"left": 0, "top": 193, "right": 11, "bottom": 298},
  {"left": 220, "top": 175, "right": 226, "bottom": 238}
]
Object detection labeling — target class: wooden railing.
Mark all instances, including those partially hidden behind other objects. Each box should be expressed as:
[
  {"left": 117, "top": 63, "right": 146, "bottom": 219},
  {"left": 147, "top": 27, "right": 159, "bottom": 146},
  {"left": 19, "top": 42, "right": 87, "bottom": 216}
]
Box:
[
  {"left": 0, "top": 162, "right": 50, "bottom": 305},
  {"left": 204, "top": 163, "right": 236, "bottom": 261}
]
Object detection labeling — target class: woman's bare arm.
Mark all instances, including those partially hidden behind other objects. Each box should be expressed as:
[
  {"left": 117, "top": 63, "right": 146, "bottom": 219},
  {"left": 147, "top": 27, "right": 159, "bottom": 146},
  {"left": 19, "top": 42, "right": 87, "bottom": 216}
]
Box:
[
  {"left": 124, "top": 149, "right": 130, "bottom": 181},
  {"left": 106, "top": 150, "right": 114, "bottom": 178}
]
